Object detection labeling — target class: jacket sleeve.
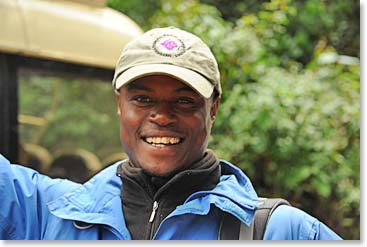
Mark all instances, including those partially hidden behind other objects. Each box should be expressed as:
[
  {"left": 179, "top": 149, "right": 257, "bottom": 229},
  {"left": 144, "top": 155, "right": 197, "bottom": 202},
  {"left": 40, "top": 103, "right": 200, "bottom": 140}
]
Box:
[
  {"left": 263, "top": 205, "right": 342, "bottom": 240},
  {"left": 0, "top": 154, "right": 77, "bottom": 239}
]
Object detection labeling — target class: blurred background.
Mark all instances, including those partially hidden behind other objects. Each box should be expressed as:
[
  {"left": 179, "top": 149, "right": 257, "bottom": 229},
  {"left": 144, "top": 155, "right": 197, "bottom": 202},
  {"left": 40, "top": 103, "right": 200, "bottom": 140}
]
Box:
[{"left": 0, "top": 0, "right": 360, "bottom": 239}]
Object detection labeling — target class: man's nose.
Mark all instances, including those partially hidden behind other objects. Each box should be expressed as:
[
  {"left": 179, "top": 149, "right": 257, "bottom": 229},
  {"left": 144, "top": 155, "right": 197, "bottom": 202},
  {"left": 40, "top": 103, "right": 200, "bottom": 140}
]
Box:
[{"left": 148, "top": 102, "right": 177, "bottom": 127}]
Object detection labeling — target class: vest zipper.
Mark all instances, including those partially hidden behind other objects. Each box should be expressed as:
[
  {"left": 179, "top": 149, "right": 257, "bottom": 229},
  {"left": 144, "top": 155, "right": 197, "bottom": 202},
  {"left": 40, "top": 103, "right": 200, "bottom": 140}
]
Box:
[{"left": 149, "top": 201, "right": 159, "bottom": 223}]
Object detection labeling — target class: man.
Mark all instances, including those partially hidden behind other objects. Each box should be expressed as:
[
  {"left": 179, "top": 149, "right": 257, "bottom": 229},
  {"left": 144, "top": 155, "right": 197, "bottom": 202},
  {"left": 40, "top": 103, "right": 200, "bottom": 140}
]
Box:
[{"left": 0, "top": 27, "right": 341, "bottom": 240}]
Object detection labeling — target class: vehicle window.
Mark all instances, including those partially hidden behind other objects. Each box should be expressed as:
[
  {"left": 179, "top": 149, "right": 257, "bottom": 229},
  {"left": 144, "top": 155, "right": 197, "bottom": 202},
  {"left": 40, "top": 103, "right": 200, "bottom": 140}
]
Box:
[{"left": 18, "top": 68, "right": 126, "bottom": 182}]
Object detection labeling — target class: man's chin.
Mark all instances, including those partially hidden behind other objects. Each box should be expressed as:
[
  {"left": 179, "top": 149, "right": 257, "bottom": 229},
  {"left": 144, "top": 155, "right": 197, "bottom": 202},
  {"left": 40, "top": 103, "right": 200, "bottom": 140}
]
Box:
[
  {"left": 141, "top": 167, "right": 177, "bottom": 178},
  {"left": 140, "top": 163, "right": 186, "bottom": 178}
]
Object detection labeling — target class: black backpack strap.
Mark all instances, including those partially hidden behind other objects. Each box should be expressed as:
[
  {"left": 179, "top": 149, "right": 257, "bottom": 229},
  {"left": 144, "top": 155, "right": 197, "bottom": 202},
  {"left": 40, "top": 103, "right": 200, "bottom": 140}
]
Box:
[
  {"left": 253, "top": 197, "right": 291, "bottom": 240},
  {"left": 218, "top": 212, "right": 241, "bottom": 240},
  {"left": 219, "top": 197, "right": 291, "bottom": 240}
]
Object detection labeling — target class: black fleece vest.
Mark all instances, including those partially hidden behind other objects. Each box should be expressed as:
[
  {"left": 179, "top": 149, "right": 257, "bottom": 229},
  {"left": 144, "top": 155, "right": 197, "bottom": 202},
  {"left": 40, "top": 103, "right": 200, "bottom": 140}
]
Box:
[{"left": 116, "top": 150, "right": 220, "bottom": 240}]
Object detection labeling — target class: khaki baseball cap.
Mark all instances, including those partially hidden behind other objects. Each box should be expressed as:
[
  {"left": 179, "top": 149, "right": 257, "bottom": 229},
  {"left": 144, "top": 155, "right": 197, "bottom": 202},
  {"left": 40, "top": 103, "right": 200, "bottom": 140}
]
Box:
[{"left": 112, "top": 26, "right": 221, "bottom": 98}]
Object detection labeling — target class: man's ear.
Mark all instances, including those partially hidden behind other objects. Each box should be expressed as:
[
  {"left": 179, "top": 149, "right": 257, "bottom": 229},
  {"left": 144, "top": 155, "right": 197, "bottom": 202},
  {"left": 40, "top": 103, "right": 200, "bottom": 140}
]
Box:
[
  {"left": 114, "top": 90, "right": 121, "bottom": 115},
  {"left": 210, "top": 96, "right": 221, "bottom": 121}
]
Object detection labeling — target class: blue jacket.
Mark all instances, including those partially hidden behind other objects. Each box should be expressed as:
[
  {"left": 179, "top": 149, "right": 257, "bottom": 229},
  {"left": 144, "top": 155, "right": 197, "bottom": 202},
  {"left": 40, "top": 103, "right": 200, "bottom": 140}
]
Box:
[{"left": 0, "top": 154, "right": 341, "bottom": 240}]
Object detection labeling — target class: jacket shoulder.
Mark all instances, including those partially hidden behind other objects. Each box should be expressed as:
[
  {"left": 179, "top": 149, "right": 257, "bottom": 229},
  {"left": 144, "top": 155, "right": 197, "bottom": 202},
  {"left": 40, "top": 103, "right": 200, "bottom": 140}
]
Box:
[
  {"left": 264, "top": 205, "right": 342, "bottom": 240},
  {"left": 1, "top": 154, "right": 79, "bottom": 196},
  {"left": 0, "top": 154, "right": 80, "bottom": 239}
]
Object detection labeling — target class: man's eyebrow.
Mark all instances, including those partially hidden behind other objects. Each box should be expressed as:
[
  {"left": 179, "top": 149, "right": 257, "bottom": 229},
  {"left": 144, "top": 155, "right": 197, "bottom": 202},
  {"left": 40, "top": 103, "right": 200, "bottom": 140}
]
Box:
[{"left": 126, "top": 83, "right": 153, "bottom": 91}]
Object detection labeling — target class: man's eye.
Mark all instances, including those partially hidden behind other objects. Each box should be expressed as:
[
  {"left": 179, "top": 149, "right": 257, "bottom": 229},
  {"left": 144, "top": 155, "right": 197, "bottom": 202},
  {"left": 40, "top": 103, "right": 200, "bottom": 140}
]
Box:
[
  {"left": 177, "top": 97, "right": 194, "bottom": 104},
  {"left": 133, "top": 96, "right": 153, "bottom": 103}
]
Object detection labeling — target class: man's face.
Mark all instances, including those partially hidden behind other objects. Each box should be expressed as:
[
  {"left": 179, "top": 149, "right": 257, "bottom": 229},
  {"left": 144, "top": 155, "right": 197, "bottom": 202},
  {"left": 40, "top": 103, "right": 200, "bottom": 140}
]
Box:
[{"left": 115, "top": 75, "right": 220, "bottom": 177}]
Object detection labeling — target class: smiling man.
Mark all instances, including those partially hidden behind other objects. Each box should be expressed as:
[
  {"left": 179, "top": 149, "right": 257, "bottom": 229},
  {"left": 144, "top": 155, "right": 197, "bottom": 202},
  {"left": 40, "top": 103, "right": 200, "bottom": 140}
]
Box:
[
  {"left": 0, "top": 27, "right": 342, "bottom": 240},
  {"left": 115, "top": 75, "right": 219, "bottom": 177}
]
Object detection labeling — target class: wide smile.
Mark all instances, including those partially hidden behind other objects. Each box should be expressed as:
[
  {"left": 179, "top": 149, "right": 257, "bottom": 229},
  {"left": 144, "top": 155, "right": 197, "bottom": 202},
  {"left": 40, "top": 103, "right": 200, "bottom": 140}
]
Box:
[{"left": 142, "top": 136, "right": 184, "bottom": 148}]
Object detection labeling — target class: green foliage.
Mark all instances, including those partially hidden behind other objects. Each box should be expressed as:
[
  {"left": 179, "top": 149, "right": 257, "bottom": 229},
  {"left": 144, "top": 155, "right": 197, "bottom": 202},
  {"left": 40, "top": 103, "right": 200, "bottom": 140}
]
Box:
[
  {"left": 200, "top": 0, "right": 266, "bottom": 22},
  {"left": 200, "top": 0, "right": 359, "bottom": 64},
  {"left": 145, "top": 0, "right": 360, "bottom": 239},
  {"left": 19, "top": 76, "right": 121, "bottom": 159},
  {"left": 107, "top": 0, "right": 161, "bottom": 29}
]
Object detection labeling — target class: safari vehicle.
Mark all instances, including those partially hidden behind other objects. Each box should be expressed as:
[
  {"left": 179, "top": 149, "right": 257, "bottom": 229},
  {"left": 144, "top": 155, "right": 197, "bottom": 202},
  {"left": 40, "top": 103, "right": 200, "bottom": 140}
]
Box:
[{"left": 0, "top": 0, "right": 142, "bottom": 180}]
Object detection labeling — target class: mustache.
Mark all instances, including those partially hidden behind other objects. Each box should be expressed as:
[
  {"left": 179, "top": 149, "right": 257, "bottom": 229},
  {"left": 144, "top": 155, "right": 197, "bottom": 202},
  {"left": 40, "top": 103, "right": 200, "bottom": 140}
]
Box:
[{"left": 139, "top": 125, "right": 186, "bottom": 137}]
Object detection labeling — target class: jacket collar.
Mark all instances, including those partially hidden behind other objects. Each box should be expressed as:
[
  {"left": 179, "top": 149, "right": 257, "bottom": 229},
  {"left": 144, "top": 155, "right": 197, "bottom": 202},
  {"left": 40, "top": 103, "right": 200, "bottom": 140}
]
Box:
[
  {"left": 172, "top": 160, "right": 258, "bottom": 226},
  {"left": 47, "top": 161, "right": 130, "bottom": 239},
  {"left": 47, "top": 160, "right": 258, "bottom": 236}
]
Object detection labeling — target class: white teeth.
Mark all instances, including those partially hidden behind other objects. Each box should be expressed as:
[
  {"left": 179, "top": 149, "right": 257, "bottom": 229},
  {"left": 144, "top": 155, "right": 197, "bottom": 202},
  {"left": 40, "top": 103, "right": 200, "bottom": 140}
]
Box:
[{"left": 145, "top": 137, "right": 180, "bottom": 145}]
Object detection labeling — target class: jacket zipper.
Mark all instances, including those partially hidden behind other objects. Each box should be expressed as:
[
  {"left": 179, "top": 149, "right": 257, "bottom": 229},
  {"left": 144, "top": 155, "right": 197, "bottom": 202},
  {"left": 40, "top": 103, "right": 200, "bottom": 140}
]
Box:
[
  {"left": 148, "top": 201, "right": 159, "bottom": 239},
  {"left": 149, "top": 201, "right": 159, "bottom": 223}
]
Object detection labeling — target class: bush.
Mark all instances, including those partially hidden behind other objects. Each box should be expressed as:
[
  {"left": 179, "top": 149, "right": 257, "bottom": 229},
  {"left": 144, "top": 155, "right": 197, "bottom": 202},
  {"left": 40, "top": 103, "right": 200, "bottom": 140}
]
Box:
[{"left": 148, "top": 0, "right": 360, "bottom": 239}]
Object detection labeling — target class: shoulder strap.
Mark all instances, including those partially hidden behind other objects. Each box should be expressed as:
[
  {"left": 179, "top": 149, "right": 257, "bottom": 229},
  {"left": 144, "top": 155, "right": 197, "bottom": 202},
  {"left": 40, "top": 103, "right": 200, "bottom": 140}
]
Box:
[
  {"left": 219, "top": 197, "right": 291, "bottom": 240},
  {"left": 252, "top": 197, "right": 290, "bottom": 240}
]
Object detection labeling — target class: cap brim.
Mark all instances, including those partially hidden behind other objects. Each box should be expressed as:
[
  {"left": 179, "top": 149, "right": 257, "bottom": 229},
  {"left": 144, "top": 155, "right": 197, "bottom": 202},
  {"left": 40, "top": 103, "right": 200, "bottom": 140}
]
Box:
[{"left": 114, "top": 64, "right": 214, "bottom": 98}]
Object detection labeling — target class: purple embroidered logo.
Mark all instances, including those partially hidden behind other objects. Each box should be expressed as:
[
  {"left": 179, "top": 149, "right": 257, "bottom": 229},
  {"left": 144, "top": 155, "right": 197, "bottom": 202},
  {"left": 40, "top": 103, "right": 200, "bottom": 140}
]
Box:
[
  {"left": 160, "top": 39, "right": 178, "bottom": 50},
  {"left": 152, "top": 34, "right": 185, "bottom": 57}
]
